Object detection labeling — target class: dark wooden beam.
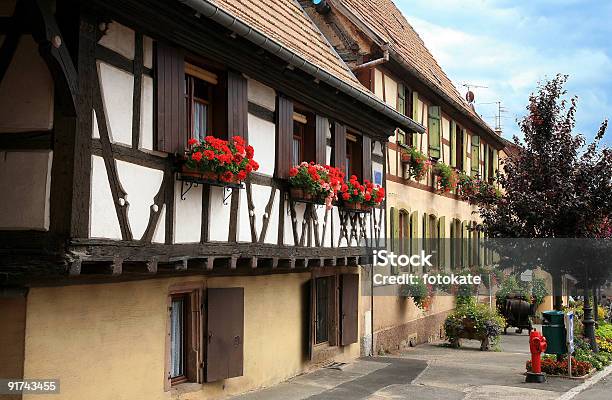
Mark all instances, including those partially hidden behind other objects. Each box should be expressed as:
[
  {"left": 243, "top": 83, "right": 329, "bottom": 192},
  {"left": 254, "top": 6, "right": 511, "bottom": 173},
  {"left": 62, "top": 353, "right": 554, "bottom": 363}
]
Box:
[{"left": 0, "top": 131, "right": 52, "bottom": 149}]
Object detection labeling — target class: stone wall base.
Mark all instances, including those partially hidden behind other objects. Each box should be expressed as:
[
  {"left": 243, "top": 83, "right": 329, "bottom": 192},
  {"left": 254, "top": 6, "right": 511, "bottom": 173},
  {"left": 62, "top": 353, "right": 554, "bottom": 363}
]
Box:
[{"left": 373, "top": 309, "right": 452, "bottom": 354}]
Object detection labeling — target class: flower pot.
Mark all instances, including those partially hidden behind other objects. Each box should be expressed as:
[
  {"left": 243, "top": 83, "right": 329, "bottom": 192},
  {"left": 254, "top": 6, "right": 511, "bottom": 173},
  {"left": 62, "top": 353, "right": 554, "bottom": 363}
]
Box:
[
  {"left": 303, "top": 191, "right": 314, "bottom": 200},
  {"left": 345, "top": 201, "right": 362, "bottom": 210},
  {"left": 290, "top": 187, "right": 304, "bottom": 199}
]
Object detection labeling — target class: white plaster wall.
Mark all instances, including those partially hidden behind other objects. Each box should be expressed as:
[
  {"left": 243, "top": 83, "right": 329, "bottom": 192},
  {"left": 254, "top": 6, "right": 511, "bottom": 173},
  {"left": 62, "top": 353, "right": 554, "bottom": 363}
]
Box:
[
  {"left": 140, "top": 76, "right": 154, "bottom": 150},
  {"left": 326, "top": 145, "right": 332, "bottom": 165},
  {"left": 0, "top": 35, "right": 54, "bottom": 132},
  {"left": 247, "top": 79, "right": 276, "bottom": 111},
  {"left": 89, "top": 155, "right": 122, "bottom": 239},
  {"left": 173, "top": 181, "right": 202, "bottom": 243},
  {"left": 152, "top": 205, "right": 166, "bottom": 244},
  {"left": 208, "top": 186, "right": 231, "bottom": 241},
  {"left": 0, "top": 150, "right": 52, "bottom": 230},
  {"left": 282, "top": 198, "right": 294, "bottom": 246},
  {"left": 98, "top": 21, "right": 135, "bottom": 60},
  {"left": 238, "top": 184, "right": 278, "bottom": 243},
  {"left": 248, "top": 114, "right": 275, "bottom": 176},
  {"left": 92, "top": 110, "right": 100, "bottom": 138},
  {"left": 97, "top": 61, "right": 134, "bottom": 146},
  {"left": 116, "top": 160, "right": 164, "bottom": 240}
]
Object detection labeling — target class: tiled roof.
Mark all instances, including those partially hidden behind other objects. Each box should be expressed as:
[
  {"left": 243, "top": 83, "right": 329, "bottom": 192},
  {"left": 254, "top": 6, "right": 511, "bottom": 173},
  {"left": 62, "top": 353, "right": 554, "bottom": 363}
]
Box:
[
  {"left": 211, "top": 0, "right": 363, "bottom": 91},
  {"left": 336, "top": 0, "right": 495, "bottom": 135}
]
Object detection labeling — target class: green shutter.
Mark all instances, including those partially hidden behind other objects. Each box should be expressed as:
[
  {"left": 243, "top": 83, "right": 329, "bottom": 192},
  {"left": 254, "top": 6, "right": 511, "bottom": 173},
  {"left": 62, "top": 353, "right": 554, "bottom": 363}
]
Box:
[
  {"left": 438, "top": 216, "right": 446, "bottom": 271},
  {"left": 450, "top": 121, "right": 457, "bottom": 168},
  {"left": 428, "top": 106, "right": 441, "bottom": 159},
  {"left": 398, "top": 83, "right": 406, "bottom": 115},
  {"left": 391, "top": 207, "right": 400, "bottom": 273},
  {"left": 471, "top": 135, "right": 480, "bottom": 177}
]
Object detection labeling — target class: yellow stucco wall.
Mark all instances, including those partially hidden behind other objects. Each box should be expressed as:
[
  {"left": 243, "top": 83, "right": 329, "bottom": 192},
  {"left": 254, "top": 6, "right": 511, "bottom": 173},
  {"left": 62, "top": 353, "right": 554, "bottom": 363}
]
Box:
[{"left": 23, "top": 273, "right": 362, "bottom": 400}]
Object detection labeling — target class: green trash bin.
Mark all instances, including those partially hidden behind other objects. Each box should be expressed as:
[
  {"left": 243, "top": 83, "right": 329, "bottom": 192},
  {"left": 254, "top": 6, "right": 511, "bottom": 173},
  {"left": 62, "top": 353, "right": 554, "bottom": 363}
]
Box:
[{"left": 542, "top": 310, "right": 566, "bottom": 354}]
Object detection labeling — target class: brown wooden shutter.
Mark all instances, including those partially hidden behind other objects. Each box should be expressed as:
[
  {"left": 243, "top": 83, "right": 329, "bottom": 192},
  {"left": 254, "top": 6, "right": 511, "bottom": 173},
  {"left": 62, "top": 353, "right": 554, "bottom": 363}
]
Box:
[
  {"left": 206, "top": 287, "right": 244, "bottom": 382},
  {"left": 341, "top": 273, "right": 359, "bottom": 345},
  {"left": 315, "top": 115, "right": 327, "bottom": 164},
  {"left": 362, "top": 135, "right": 372, "bottom": 182},
  {"left": 155, "top": 42, "right": 185, "bottom": 153},
  {"left": 227, "top": 70, "right": 248, "bottom": 140},
  {"left": 275, "top": 95, "right": 293, "bottom": 178},
  {"left": 333, "top": 122, "right": 347, "bottom": 178}
]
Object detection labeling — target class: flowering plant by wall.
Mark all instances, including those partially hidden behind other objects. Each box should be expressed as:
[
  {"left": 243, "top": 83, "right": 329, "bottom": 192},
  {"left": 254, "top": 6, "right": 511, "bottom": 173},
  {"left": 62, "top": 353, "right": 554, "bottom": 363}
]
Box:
[
  {"left": 339, "top": 175, "right": 366, "bottom": 204},
  {"left": 184, "top": 136, "right": 259, "bottom": 183},
  {"left": 362, "top": 180, "right": 385, "bottom": 207},
  {"left": 402, "top": 146, "right": 430, "bottom": 181},
  {"left": 288, "top": 162, "right": 344, "bottom": 209},
  {"left": 433, "top": 162, "right": 458, "bottom": 193},
  {"left": 457, "top": 173, "right": 501, "bottom": 205}
]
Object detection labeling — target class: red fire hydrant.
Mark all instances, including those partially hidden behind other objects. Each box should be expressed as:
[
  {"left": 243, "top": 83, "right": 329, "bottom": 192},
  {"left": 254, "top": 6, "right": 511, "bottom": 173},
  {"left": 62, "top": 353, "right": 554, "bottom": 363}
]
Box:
[{"left": 526, "top": 330, "right": 547, "bottom": 383}]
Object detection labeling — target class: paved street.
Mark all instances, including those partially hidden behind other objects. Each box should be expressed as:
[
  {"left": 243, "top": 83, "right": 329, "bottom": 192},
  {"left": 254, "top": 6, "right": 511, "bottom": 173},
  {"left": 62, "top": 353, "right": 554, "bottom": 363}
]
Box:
[{"left": 230, "top": 330, "right": 609, "bottom": 400}]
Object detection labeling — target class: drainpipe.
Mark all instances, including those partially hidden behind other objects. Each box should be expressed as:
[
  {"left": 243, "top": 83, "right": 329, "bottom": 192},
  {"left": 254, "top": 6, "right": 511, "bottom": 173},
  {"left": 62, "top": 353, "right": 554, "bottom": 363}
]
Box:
[{"left": 352, "top": 48, "right": 389, "bottom": 72}]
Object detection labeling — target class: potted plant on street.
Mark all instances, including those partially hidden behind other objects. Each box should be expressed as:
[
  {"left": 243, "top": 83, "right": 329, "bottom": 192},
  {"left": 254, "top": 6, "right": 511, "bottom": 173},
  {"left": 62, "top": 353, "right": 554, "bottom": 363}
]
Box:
[{"left": 182, "top": 135, "right": 259, "bottom": 184}]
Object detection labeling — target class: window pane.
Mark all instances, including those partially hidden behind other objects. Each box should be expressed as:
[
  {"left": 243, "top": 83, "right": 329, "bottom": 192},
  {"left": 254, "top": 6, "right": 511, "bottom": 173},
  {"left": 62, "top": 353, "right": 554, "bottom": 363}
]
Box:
[
  {"left": 170, "top": 297, "right": 185, "bottom": 378},
  {"left": 315, "top": 278, "right": 329, "bottom": 344},
  {"left": 292, "top": 137, "right": 301, "bottom": 166},
  {"left": 193, "top": 101, "right": 207, "bottom": 141}
]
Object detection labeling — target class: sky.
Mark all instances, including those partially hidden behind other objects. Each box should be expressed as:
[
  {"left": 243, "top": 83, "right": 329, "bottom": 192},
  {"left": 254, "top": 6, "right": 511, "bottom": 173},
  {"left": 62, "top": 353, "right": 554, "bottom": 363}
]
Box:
[{"left": 395, "top": 0, "right": 612, "bottom": 146}]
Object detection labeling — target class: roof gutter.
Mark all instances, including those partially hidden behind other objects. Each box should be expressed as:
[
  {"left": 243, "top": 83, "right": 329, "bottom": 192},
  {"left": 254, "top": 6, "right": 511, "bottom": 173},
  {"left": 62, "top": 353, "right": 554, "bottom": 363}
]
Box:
[{"left": 176, "top": 0, "right": 425, "bottom": 134}]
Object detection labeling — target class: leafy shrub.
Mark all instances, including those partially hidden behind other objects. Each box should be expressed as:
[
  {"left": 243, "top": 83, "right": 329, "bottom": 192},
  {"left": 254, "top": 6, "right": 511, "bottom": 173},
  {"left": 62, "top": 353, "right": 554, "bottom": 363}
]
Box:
[
  {"left": 531, "top": 277, "right": 548, "bottom": 307},
  {"left": 595, "top": 323, "right": 612, "bottom": 340},
  {"left": 496, "top": 275, "right": 530, "bottom": 304},
  {"left": 526, "top": 355, "right": 591, "bottom": 376},
  {"left": 444, "top": 302, "right": 505, "bottom": 348}
]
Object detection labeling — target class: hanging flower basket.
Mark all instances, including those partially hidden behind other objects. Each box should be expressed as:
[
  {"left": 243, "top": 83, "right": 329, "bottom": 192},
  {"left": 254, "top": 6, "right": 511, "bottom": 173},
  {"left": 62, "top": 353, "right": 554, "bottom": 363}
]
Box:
[
  {"left": 433, "top": 162, "right": 458, "bottom": 193},
  {"left": 182, "top": 135, "right": 259, "bottom": 185},
  {"left": 288, "top": 162, "right": 344, "bottom": 209},
  {"left": 402, "top": 146, "right": 430, "bottom": 181}
]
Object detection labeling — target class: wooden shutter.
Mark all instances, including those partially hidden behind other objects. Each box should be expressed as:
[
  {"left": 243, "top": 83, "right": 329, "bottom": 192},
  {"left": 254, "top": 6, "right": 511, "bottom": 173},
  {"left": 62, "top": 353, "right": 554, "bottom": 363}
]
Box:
[
  {"left": 307, "top": 279, "right": 314, "bottom": 360},
  {"left": 450, "top": 121, "right": 457, "bottom": 167},
  {"left": 227, "top": 70, "right": 248, "bottom": 140},
  {"left": 341, "top": 274, "right": 359, "bottom": 345},
  {"left": 461, "top": 221, "right": 469, "bottom": 268},
  {"left": 328, "top": 275, "right": 339, "bottom": 347},
  {"left": 275, "top": 95, "right": 293, "bottom": 178},
  {"left": 410, "top": 211, "right": 419, "bottom": 257},
  {"left": 428, "top": 106, "right": 441, "bottom": 159},
  {"left": 362, "top": 135, "right": 372, "bottom": 182},
  {"left": 155, "top": 42, "right": 185, "bottom": 153},
  {"left": 483, "top": 143, "right": 489, "bottom": 181},
  {"left": 438, "top": 216, "right": 446, "bottom": 270},
  {"left": 493, "top": 149, "right": 499, "bottom": 183},
  {"left": 315, "top": 115, "right": 327, "bottom": 164},
  {"left": 397, "top": 83, "right": 406, "bottom": 115},
  {"left": 206, "top": 288, "right": 244, "bottom": 382},
  {"left": 471, "top": 135, "right": 480, "bottom": 177},
  {"left": 463, "top": 129, "right": 469, "bottom": 173},
  {"left": 333, "top": 122, "right": 347, "bottom": 178},
  {"left": 412, "top": 91, "right": 419, "bottom": 145}
]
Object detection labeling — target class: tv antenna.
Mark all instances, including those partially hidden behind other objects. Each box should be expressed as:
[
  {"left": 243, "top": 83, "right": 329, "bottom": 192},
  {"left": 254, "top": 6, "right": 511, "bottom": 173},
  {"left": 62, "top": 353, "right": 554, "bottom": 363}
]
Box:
[{"left": 462, "top": 83, "right": 488, "bottom": 104}]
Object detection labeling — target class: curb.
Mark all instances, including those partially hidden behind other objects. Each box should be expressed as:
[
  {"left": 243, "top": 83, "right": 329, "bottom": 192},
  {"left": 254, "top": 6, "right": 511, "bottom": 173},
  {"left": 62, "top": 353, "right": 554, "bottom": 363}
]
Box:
[{"left": 556, "top": 364, "right": 612, "bottom": 400}]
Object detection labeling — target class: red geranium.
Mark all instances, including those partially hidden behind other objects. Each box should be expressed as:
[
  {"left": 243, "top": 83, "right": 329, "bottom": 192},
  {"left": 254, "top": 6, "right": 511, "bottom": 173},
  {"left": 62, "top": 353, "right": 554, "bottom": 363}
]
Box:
[{"left": 191, "top": 151, "right": 203, "bottom": 162}]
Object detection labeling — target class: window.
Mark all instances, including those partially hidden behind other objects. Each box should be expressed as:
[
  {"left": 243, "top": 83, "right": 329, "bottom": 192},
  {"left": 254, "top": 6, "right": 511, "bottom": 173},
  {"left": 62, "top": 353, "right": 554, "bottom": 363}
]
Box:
[
  {"left": 166, "top": 288, "right": 200, "bottom": 388},
  {"left": 292, "top": 120, "right": 305, "bottom": 167},
  {"left": 185, "top": 63, "right": 218, "bottom": 142},
  {"left": 315, "top": 277, "right": 330, "bottom": 344},
  {"left": 169, "top": 294, "right": 189, "bottom": 384},
  {"left": 346, "top": 133, "right": 363, "bottom": 179}
]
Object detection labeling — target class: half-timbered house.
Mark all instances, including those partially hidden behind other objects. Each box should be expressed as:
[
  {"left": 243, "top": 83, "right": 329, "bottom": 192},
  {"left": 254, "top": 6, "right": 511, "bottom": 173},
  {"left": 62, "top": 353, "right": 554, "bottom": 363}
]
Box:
[
  {"left": 0, "top": 0, "right": 425, "bottom": 399},
  {"left": 302, "top": 0, "right": 507, "bottom": 353}
]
